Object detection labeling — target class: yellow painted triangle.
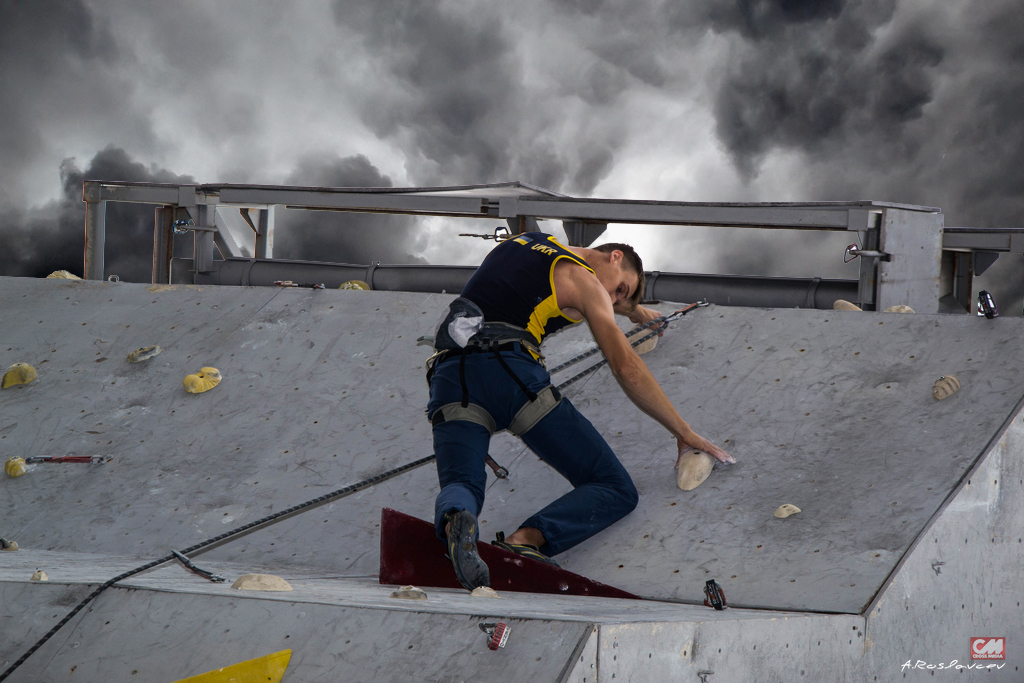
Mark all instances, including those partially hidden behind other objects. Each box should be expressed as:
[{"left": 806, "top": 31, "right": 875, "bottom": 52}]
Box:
[{"left": 172, "top": 649, "right": 292, "bottom": 683}]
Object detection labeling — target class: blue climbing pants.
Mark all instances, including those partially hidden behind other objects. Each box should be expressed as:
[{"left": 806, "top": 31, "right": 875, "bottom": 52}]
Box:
[{"left": 428, "top": 347, "right": 638, "bottom": 556}]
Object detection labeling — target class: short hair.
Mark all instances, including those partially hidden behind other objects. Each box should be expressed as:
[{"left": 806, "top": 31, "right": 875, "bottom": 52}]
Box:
[{"left": 593, "top": 242, "right": 645, "bottom": 309}]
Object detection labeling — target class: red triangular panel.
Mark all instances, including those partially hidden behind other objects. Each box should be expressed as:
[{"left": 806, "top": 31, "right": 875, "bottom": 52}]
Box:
[{"left": 379, "top": 507, "right": 639, "bottom": 600}]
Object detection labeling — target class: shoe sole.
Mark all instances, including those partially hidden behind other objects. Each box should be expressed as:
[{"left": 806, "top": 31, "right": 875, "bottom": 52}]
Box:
[{"left": 448, "top": 511, "right": 490, "bottom": 590}]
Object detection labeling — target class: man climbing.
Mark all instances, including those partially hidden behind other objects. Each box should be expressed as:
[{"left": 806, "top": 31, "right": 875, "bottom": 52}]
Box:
[{"left": 427, "top": 232, "right": 733, "bottom": 590}]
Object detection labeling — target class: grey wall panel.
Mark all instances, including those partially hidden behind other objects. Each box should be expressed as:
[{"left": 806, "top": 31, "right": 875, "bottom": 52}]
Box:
[
  {"left": 6, "top": 588, "right": 591, "bottom": 683},
  {"left": 863, "top": 415, "right": 1024, "bottom": 679},
  {"left": 0, "top": 582, "right": 96, "bottom": 669}
]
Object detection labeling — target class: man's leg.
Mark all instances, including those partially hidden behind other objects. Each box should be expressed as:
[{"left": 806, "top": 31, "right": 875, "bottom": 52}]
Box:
[
  {"left": 515, "top": 399, "right": 638, "bottom": 556},
  {"left": 432, "top": 418, "right": 491, "bottom": 540}
]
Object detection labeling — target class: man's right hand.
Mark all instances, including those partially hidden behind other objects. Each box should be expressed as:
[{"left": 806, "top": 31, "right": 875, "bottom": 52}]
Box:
[{"left": 676, "top": 432, "right": 735, "bottom": 467}]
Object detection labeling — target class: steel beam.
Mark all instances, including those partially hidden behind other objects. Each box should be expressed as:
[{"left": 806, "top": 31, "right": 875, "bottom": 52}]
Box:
[
  {"left": 83, "top": 199, "right": 106, "bottom": 281},
  {"left": 254, "top": 207, "right": 275, "bottom": 259},
  {"left": 152, "top": 207, "right": 175, "bottom": 285}
]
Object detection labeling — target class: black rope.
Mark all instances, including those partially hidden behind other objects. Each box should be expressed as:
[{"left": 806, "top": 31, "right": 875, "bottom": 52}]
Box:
[{"left": 0, "top": 454, "right": 437, "bottom": 682}]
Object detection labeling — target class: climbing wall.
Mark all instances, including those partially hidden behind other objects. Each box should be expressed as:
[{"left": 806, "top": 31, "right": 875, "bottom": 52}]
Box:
[{"left": 2, "top": 276, "right": 1023, "bottom": 616}]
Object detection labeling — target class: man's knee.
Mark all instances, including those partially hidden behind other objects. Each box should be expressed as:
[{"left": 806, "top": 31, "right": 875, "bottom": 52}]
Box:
[{"left": 608, "top": 473, "right": 638, "bottom": 516}]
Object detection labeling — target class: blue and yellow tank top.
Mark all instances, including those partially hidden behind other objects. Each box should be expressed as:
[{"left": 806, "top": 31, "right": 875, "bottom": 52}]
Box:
[{"left": 461, "top": 232, "right": 594, "bottom": 345}]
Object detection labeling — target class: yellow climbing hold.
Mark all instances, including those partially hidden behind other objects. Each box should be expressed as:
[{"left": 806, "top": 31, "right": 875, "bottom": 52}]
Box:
[
  {"left": 774, "top": 504, "right": 801, "bottom": 519},
  {"left": 5, "top": 457, "right": 27, "bottom": 478},
  {"left": 1, "top": 539, "right": 18, "bottom": 551},
  {"left": 127, "top": 345, "right": 162, "bottom": 363},
  {"left": 2, "top": 363, "right": 37, "bottom": 389},
  {"left": 677, "top": 449, "right": 715, "bottom": 491},
  {"left": 172, "top": 649, "right": 292, "bottom": 683},
  {"left": 390, "top": 585, "right": 428, "bottom": 600},
  {"left": 183, "top": 367, "right": 222, "bottom": 394},
  {"left": 339, "top": 280, "right": 370, "bottom": 290},
  {"left": 933, "top": 375, "right": 961, "bottom": 400},
  {"left": 45, "top": 270, "right": 81, "bottom": 280},
  {"left": 832, "top": 300, "right": 862, "bottom": 311}
]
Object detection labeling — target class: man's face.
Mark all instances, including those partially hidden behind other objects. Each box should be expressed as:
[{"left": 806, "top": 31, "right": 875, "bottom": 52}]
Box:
[{"left": 595, "top": 251, "right": 639, "bottom": 306}]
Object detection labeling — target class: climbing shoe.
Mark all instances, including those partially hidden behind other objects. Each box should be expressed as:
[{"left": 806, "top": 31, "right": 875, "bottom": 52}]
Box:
[
  {"left": 491, "top": 531, "right": 559, "bottom": 567},
  {"left": 444, "top": 509, "right": 490, "bottom": 591}
]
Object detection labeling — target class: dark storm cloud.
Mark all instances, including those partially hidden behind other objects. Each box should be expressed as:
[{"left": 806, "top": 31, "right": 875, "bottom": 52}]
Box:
[
  {"left": 273, "top": 154, "right": 428, "bottom": 265},
  {"left": 0, "top": 146, "right": 192, "bottom": 282},
  {"left": 330, "top": 0, "right": 626, "bottom": 195}
]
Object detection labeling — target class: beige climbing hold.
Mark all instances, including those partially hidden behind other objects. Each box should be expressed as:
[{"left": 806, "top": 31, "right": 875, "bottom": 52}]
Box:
[
  {"left": 390, "top": 585, "right": 428, "bottom": 600},
  {"left": 933, "top": 375, "right": 961, "bottom": 400},
  {"left": 1, "top": 539, "right": 19, "bottom": 551},
  {"left": 774, "top": 504, "right": 801, "bottom": 519},
  {"left": 30, "top": 570, "right": 48, "bottom": 582},
  {"left": 633, "top": 334, "right": 658, "bottom": 355},
  {"left": 46, "top": 270, "right": 81, "bottom": 280},
  {"left": 832, "top": 299, "right": 862, "bottom": 311},
  {"left": 470, "top": 586, "right": 501, "bottom": 598},
  {"left": 677, "top": 449, "right": 715, "bottom": 491},
  {"left": 183, "top": 367, "right": 222, "bottom": 394},
  {"left": 127, "top": 345, "right": 162, "bottom": 363},
  {"left": 884, "top": 304, "right": 915, "bottom": 314},
  {"left": 339, "top": 280, "right": 370, "bottom": 290},
  {"left": 2, "top": 363, "right": 37, "bottom": 389},
  {"left": 5, "top": 457, "right": 28, "bottom": 478},
  {"left": 231, "top": 573, "right": 293, "bottom": 591}
]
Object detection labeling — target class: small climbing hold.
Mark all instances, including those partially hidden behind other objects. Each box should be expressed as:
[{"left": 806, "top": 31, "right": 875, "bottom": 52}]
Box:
[
  {"left": 470, "top": 586, "right": 500, "bottom": 598},
  {"left": 933, "top": 375, "right": 961, "bottom": 400},
  {"left": 677, "top": 449, "right": 715, "bottom": 491},
  {"left": 832, "top": 300, "right": 862, "bottom": 311},
  {"left": 2, "top": 363, "right": 38, "bottom": 389},
  {"left": 339, "top": 280, "right": 370, "bottom": 290},
  {"left": 183, "top": 367, "right": 222, "bottom": 394},
  {"left": 633, "top": 334, "right": 658, "bottom": 355},
  {"left": 30, "top": 570, "right": 48, "bottom": 582},
  {"left": 774, "top": 504, "right": 801, "bottom": 519},
  {"left": 5, "top": 457, "right": 28, "bottom": 478},
  {"left": 0, "top": 539, "right": 19, "bottom": 551},
  {"left": 46, "top": 270, "right": 81, "bottom": 280},
  {"left": 127, "top": 345, "right": 162, "bottom": 363},
  {"left": 231, "top": 573, "right": 293, "bottom": 591},
  {"left": 390, "top": 585, "right": 428, "bottom": 600},
  {"left": 884, "top": 305, "right": 914, "bottom": 314}
]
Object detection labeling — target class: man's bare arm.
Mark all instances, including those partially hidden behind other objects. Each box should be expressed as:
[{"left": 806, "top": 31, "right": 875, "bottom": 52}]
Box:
[{"left": 562, "top": 266, "right": 734, "bottom": 464}]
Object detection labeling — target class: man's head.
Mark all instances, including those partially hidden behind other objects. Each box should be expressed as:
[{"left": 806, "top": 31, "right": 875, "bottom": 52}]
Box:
[{"left": 591, "top": 242, "right": 645, "bottom": 310}]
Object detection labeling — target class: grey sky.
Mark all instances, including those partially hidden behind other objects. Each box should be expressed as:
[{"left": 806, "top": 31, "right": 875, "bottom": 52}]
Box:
[{"left": 1, "top": 0, "right": 1020, "bottom": 310}]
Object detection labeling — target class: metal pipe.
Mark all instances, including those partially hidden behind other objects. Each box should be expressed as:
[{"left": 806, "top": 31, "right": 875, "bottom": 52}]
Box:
[
  {"left": 152, "top": 207, "right": 174, "bottom": 284},
  {"left": 192, "top": 257, "right": 857, "bottom": 309}
]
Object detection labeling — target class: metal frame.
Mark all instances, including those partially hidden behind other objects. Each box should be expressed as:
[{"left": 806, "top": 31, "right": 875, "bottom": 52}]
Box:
[{"left": 81, "top": 180, "right": 1020, "bottom": 312}]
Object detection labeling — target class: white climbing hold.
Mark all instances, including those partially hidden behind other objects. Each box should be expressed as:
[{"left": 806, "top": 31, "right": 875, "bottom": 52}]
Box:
[
  {"left": 30, "top": 570, "right": 48, "bottom": 582},
  {"left": 884, "top": 304, "right": 915, "bottom": 313},
  {"left": 933, "top": 375, "right": 961, "bottom": 400},
  {"left": 677, "top": 449, "right": 715, "bottom": 491},
  {"left": 832, "top": 300, "right": 862, "bottom": 311},
  {"left": 127, "top": 345, "right": 162, "bottom": 363},
  {"left": 46, "top": 270, "right": 81, "bottom": 280},
  {"left": 231, "top": 573, "right": 293, "bottom": 591},
  {"left": 774, "top": 504, "right": 801, "bottom": 519},
  {"left": 390, "top": 585, "right": 428, "bottom": 600},
  {"left": 470, "top": 586, "right": 501, "bottom": 598},
  {"left": 633, "top": 334, "right": 658, "bottom": 355}
]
